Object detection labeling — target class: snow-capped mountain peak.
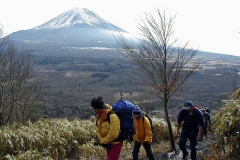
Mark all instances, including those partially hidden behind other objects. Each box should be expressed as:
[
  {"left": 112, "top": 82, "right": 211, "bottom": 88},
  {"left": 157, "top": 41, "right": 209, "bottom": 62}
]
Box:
[
  {"left": 10, "top": 7, "right": 130, "bottom": 50},
  {"left": 34, "top": 7, "right": 125, "bottom": 32}
]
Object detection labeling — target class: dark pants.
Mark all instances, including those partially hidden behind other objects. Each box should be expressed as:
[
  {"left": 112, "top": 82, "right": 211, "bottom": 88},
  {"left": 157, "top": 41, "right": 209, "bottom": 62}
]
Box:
[
  {"left": 132, "top": 141, "right": 154, "bottom": 160},
  {"left": 202, "top": 124, "right": 208, "bottom": 139},
  {"left": 178, "top": 129, "right": 198, "bottom": 160}
]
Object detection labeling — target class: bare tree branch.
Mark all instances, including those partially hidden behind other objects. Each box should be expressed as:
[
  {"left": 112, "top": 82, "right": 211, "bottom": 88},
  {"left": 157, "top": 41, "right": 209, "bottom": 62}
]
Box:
[
  {"left": 0, "top": 26, "right": 43, "bottom": 125},
  {"left": 115, "top": 9, "right": 199, "bottom": 151}
]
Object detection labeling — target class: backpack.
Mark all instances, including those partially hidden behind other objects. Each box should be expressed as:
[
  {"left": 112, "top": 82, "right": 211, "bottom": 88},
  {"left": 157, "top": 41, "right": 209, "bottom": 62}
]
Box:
[
  {"left": 142, "top": 115, "right": 154, "bottom": 133},
  {"left": 205, "top": 107, "right": 210, "bottom": 113},
  {"left": 194, "top": 105, "right": 200, "bottom": 109},
  {"left": 107, "top": 100, "right": 135, "bottom": 141},
  {"left": 203, "top": 113, "right": 208, "bottom": 124}
]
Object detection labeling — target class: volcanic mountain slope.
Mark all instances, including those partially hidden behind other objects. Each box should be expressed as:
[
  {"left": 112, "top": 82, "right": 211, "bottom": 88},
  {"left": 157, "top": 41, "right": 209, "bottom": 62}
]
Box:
[{"left": 9, "top": 8, "right": 127, "bottom": 50}]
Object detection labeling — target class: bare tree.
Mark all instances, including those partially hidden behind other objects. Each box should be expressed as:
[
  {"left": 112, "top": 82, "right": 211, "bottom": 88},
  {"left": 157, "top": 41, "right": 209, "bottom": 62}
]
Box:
[
  {"left": 115, "top": 10, "right": 199, "bottom": 151},
  {"left": 0, "top": 25, "right": 43, "bottom": 125}
]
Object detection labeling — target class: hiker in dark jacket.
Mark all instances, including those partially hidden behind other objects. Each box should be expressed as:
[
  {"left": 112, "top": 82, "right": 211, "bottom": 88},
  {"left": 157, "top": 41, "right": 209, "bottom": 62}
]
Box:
[
  {"left": 91, "top": 96, "right": 123, "bottom": 160},
  {"left": 132, "top": 105, "right": 154, "bottom": 160},
  {"left": 176, "top": 101, "right": 204, "bottom": 160},
  {"left": 201, "top": 108, "right": 212, "bottom": 140}
]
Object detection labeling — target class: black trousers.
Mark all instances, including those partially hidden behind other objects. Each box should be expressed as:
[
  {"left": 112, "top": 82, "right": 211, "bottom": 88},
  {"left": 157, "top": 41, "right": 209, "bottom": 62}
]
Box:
[{"left": 132, "top": 141, "right": 154, "bottom": 160}]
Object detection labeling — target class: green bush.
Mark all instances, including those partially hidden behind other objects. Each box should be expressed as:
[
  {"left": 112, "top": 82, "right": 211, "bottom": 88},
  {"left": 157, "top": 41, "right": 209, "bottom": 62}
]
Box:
[
  {"left": 211, "top": 88, "right": 240, "bottom": 159},
  {"left": 0, "top": 118, "right": 97, "bottom": 159},
  {"left": 152, "top": 118, "right": 176, "bottom": 143}
]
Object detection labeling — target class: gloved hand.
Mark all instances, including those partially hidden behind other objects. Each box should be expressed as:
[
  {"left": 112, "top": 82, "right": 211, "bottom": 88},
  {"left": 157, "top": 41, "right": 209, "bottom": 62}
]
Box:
[{"left": 101, "top": 143, "right": 111, "bottom": 149}]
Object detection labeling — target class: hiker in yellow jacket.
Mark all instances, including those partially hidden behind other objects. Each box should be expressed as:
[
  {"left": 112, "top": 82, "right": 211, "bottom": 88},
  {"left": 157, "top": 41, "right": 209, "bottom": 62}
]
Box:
[
  {"left": 132, "top": 105, "right": 154, "bottom": 160},
  {"left": 91, "top": 96, "right": 123, "bottom": 160}
]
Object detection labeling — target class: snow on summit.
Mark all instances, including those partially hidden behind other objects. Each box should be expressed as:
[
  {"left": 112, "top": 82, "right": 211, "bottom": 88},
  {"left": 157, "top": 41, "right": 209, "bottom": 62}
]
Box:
[{"left": 34, "top": 7, "right": 126, "bottom": 32}]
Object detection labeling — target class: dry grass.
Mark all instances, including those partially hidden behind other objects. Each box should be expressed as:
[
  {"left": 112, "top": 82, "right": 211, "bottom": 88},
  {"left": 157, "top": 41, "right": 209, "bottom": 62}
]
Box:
[
  {"left": 0, "top": 118, "right": 172, "bottom": 159},
  {"left": 1, "top": 113, "right": 237, "bottom": 160}
]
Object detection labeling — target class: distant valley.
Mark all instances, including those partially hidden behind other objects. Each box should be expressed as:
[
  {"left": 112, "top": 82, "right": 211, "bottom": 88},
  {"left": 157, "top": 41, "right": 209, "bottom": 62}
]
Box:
[{"left": 32, "top": 48, "right": 240, "bottom": 120}]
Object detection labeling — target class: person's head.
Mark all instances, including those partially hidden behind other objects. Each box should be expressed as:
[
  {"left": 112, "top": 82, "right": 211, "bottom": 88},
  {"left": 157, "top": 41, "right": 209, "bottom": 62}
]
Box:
[
  {"left": 183, "top": 101, "right": 194, "bottom": 112},
  {"left": 133, "top": 105, "right": 142, "bottom": 119},
  {"left": 91, "top": 96, "right": 105, "bottom": 115},
  {"left": 201, "top": 108, "right": 206, "bottom": 114}
]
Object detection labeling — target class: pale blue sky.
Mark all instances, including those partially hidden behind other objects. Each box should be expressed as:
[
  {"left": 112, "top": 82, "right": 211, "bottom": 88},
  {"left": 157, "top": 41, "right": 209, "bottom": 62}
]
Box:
[{"left": 0, "top": 0, "right": 239, "bottom": 56}]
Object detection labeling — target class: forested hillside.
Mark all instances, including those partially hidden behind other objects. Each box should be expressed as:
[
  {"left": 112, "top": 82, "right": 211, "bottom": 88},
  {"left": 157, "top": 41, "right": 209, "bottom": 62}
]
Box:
[{"left": 32, "top": 49, "right": 240, "bottom": 121}]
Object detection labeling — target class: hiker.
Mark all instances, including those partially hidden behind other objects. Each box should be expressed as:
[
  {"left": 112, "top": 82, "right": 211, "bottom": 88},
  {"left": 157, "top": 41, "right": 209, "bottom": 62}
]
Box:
[
  {"left": 176, "top": 101, "right": 204, "bottom": 160},
  {"left": 132, "top": 105, "right": 154, "bottom": 160},
  {"left": 91, "top": 96, "right": 123, "bottom": 160},
  {"left": 201, "top": 108, "right": 212, "bottom": 140}
]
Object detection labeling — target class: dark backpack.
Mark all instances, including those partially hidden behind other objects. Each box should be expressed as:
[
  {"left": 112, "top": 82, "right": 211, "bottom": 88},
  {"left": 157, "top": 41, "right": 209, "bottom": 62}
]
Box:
[
  {"left": 205, "top": 107, "right": 210, "bottom": 113},
  {"left": 142, "top": 115, "right": 154, "bottom": 133},
  {"left": 108, "top": 100, "right": 135, "bottom": 141}
]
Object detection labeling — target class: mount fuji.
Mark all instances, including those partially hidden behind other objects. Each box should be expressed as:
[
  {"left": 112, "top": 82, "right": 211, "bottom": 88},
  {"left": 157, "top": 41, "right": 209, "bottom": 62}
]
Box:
[
  {"left": 9, "top": 8, "right": 128, "bottom": 52},
  {"left": 33, "top": 7, "right": 125, "bottom": 32}
]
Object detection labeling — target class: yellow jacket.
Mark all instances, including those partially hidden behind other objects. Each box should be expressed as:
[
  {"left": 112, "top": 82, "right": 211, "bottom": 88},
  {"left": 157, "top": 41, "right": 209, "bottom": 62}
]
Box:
[
  {"left": 133, "top": 115, "right": 152, "bottom": 144},
  {"left": 96, "top": 104, "right": 121, "bottom": 145}
]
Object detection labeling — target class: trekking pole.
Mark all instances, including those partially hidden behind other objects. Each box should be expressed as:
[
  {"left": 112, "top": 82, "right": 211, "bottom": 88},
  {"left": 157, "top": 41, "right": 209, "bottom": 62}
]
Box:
[{"left": 120, "top": 92, "right": 122, "bottom": 100}]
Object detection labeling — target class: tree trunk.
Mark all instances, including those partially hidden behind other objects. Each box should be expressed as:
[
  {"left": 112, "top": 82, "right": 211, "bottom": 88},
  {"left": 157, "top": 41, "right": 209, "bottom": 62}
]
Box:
[{"left": 164, "top": 98, "right": 176, "bottom": 152}]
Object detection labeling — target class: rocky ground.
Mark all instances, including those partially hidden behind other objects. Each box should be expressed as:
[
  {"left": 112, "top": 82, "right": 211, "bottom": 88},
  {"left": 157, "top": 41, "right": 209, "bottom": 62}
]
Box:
[{"left": 138, "top": 134, "right": 216, "bottom": 160}]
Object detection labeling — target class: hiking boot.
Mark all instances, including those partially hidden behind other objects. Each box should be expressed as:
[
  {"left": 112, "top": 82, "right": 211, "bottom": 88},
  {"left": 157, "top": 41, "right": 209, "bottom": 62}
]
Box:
[{"left": 182, "top": 152, "right": 189, "bottom": 160}]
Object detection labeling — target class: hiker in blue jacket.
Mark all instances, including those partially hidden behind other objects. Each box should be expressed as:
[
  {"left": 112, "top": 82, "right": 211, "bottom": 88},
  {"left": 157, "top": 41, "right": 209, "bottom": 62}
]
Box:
[{"left": 176, "top": 101, "right": 204, "bottom": 160}]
